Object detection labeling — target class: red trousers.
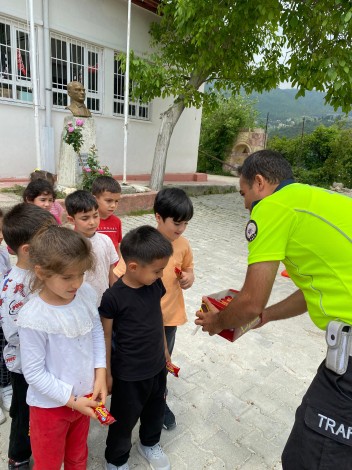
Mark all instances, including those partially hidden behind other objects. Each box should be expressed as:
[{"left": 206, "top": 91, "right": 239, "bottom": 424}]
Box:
[{"left": 30, "top": 406, "right": 90, "bottom": 470}]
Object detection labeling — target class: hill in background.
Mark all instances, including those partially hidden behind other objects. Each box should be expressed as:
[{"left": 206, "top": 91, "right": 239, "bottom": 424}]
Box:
[
  {"left": 248, "top": 88, "right": 351, "bottom": 138},
  {"left": 250, "top": 88, "right": 342, "bottom": 122}
]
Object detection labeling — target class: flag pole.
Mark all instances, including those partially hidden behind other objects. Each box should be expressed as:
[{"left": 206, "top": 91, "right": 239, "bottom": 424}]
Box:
[
  {"left": 122, "top": 0, "right": 131, "bottom": 184},
  {"left": 28, "top": 0, "right": 42, "bottom": 170}
]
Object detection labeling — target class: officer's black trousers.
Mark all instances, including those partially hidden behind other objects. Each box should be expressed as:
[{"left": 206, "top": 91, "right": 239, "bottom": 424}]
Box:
[{"left": 282, "top": 357, "right": 352, "bottom": 469}]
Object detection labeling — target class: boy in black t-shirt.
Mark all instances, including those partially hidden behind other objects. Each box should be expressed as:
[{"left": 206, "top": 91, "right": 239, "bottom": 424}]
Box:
[{"left": 99, "top": 225, "right": 173, "bottom": 470}]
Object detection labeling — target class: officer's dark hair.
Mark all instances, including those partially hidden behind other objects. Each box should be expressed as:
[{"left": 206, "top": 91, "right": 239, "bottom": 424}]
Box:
[
  {"left": 23, "top": 179, "right": 56, "bottom": 202},
  {"left": 153, "top": 187, "right": 193, "bottom": 222},
  {"left": 91, "top": 176, "right": 121, "bottom": 196},
  {"left": 238, "top": 150, "right": 294, "bottom": 186},
  {"left": 3, "top": 203, "right": 57, "bottom": 253},
  {"left": 121, "top": 225, "right": 173, "bottom": 265},
  {"left": 65, "top": 190, "right": 99, "bottom": 217}
]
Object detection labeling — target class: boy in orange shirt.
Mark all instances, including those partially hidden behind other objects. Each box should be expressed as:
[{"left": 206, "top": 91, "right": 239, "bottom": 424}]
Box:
[{"left": 114, "top": 187, "right": 194, "bottom": 430}]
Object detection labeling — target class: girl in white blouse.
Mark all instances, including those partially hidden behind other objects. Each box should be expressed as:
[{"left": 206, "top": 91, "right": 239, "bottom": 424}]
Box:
[{"left": 18, "top": 225, "right": 106, "bottom": 470}]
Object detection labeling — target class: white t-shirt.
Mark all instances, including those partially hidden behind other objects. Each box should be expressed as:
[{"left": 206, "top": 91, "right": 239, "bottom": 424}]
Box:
[
  {"left": 85, "top": 232, "right": 119, "bottom": 305},
  {"left": 18, "top": 283, "right": 106, "bottom": 408},
  {"left": 0, "top": 265, "right": 31, "bottom": 374}
]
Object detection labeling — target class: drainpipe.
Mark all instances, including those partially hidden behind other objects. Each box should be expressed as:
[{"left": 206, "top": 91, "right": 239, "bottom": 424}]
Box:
[
  {"left": 42, "top": 0, "right": 55, "bottom": 173},
  {"left": 122, "top": 0, "right": 131, "bottom": 184},
  {"left": 28, "top": 0, "right": 42, "bottom": 169}
]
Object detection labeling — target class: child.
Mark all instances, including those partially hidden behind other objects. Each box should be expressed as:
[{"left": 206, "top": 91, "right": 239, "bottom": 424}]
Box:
[
  {"left": 23, "top": 179, "right": 60, "bottom": 224},
  {"left": 0, "top": 207, "right": 12, "bottom": 425},
  {"left": 100, "top": 225, "right": 173, "bottom": 470},
  {"left": 114, "top": 187, "right": 194, "bottom": 430},
  {"left": 91, "top": 176, "right": 122, "bottom": 256},
  {"left": 0, "top": 203, "right": 56, "bottom": 470},
  {"left": 29, "top": 169, "right": 64, "bottom": 223},
  {"left": 65, "top": 190, "right": 118, "bottom": 304},
  {"left": 17, "top": 225, "right": 107, "bottom": 470}
]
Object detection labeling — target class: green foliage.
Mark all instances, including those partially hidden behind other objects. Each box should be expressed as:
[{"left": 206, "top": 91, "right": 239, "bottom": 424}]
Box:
[
  {"left": 80, "top": 146, "right": 112, "bottom": 192},
  {"left": 123, "top": 1, "right": 352, "bottom": 113},
  {"left": 268, "top": 125, "right": 352, "bottom": 187},
  {"left": 197, "top": 95, "right": 257, "bottom": 174}
]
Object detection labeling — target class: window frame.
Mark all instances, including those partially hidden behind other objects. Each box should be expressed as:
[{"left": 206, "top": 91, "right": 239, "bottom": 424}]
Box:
[
  {"left": 113, "top": 54, "right": 150, "bottom": 121},
  {"left": 0, "top": 16, "right": 33, "bottom": 103},
  {"left": 51, "top": 32, "right": 103, "bottom": 114}
]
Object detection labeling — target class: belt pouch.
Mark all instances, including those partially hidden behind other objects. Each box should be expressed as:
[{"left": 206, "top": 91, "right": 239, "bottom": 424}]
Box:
[{"left": 325, "top": 321, "right": 352, "bottom": 375}]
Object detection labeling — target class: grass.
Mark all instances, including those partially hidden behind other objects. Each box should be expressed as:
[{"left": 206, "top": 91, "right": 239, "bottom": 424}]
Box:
[
  {"left": 0, "top": 185, "right": 66, "bottom": 200},
  {"left": 0, "top": 184, "right": 25, "bottom": 195},
  {"left": 124, "top": 208, "right": 154, "bottom": 217}
]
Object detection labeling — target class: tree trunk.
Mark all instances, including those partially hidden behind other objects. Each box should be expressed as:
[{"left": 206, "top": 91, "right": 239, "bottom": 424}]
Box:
[{"left": 149, "top": 100, "right": 185, "bottom": 191}]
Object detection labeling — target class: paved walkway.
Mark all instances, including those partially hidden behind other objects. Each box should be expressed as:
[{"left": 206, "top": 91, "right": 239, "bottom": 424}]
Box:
[{"left": 0, "top": 193, "right": 325, "bottom": 469}]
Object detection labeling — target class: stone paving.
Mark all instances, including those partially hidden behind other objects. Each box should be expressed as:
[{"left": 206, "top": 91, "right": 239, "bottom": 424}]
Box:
[{"left": 0, "top": 193, "right": 326, "bottom": 470}]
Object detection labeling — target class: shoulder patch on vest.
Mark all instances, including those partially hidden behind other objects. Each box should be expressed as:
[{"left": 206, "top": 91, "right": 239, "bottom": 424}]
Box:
[{"left": 245, "top": 220, "right": 258, "bottom": 242}]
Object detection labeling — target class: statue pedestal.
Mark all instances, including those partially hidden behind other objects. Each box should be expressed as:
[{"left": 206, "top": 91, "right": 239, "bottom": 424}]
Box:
[{"left": 57, "top": 116, "right": 96, "bottom": 189}]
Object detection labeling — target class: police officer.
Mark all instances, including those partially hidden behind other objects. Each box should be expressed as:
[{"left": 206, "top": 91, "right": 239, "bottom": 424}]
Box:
[{"left": 195, "top": 149, "right": 352, "bottom": 469}]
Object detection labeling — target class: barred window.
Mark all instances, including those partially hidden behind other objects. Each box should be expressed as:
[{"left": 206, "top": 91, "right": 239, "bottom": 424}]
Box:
[
  {"left": 51, "top": 33, "right": 103, "bottom": 113},
  {"left": 113, "top": 56, "right": 149, "bottom": 120},
  {"left": 0, "top": 17, "right": 33, "bottom": 102}
]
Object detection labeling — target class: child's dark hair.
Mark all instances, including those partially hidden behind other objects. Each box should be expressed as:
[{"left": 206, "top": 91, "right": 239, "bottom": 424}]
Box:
[
  {"left": 29, "top": 225, "right": 94, "bottom": 292},
  {"left": 153, "top": 188, "right": 193, "bottom": 222},
  {"left": 65, "top": 190, "right": 99, "bottom": 217},
  {"left": 23, "top": 179, "right": 56, "bottom": 202},
  {"left": 3, "top": 203, "right": 57, "bottom": 253},
  {"left": 91, "top": 176, "right": 121, "bottom": 196},
  {"left": 29, "top": 170, "right": 56, "bottom": 186},
  {"left": 0, "top": 207, "right": 3, "bottom": 219},
  {"left": 121, "top": 225, "right": 173, "bottom": 265}
]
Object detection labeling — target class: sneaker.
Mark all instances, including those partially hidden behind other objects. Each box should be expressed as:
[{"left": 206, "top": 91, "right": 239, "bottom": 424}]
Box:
[
  {"left": 138, "top": 442, "right": 170, "bottom": 470},
  {"left": 1, "top": 385, "right": 13, "bottom": 411},
  {"left": 163, "top": 403, "right": 176, "bottom": 430},
  {"left": 0, "top": 406, "right": 6, "bottom": 425},
  {"left": 8, "top": 459, "right": 30, "bottom": 470},
  {"left": 104, "top": 461, "right": 129, "bottom": 470}
]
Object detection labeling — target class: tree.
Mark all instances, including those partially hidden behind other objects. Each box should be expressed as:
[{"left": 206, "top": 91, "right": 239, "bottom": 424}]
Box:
[
  {"left": 198, "top": 95, "right": 257, "bottom": 174},
  {"left": 126, "top": 1, "right": 352, "bottom": 190}
]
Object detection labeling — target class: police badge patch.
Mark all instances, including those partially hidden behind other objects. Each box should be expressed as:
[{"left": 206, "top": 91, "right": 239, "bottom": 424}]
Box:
[{"left": 245, "top": 220, "right": 258, "bottom": 242}]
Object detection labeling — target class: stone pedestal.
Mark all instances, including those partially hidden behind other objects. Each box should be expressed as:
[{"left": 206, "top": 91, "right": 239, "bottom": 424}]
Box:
[{"left": 57, "top": 116, "right": 96, "bottom": 189}]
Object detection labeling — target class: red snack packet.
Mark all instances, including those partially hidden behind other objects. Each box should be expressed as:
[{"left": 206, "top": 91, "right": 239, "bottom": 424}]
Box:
[
  {"left": 166, "top": 361, "right": 180, "bottom": 377},
  {"left": 174, "top": 267, "right": 182, "bottom": 279},
  {"left": 201, "top": 289, "right": 261, "bottom": 342},
  {"left": 85, "top": 394, "right": 116, "bottom": 425}
]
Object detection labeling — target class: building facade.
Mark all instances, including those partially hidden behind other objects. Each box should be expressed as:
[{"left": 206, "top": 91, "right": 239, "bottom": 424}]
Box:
[{"left": 0, "top": 0, "right": 202, "bottom": 179}]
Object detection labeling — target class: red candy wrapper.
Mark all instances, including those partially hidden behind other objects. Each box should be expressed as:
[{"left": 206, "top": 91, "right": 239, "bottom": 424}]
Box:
[
  {"left": 85, "top": 394, "right": 116, "bottom": 425},
  {"left": 201, "top": 289, "right": 261, "bottom": 342},
  {"left": 174, "top": 267, "right": 182, "bottom": 279},
  {"left": 166, "top": 361, "right": 180, "bottom": 377}
]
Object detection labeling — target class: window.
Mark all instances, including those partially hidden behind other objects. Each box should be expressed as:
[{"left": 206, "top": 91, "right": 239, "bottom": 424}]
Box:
[
  {"left": 0, "top": 17, "right": 32, "bottom": 102},
  {"left": 51, "top": 33, "right": 103, "bottom": 113},
  {"left": 113, "top": 56, "right": 149, "bottom": 120}
]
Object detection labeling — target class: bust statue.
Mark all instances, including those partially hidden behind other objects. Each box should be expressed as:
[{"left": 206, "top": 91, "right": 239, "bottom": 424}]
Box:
[{"left": 66, "top": 81, "right": 92, "bottom": 118}]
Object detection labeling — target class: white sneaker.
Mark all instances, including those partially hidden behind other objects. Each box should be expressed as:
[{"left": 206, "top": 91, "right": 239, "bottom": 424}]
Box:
[
  {"left": 105, "top": 461, "right": 129, "bottom": 470},
  {"left": 0, "top": 385, "right": 12, "bottom": 411},
  {"left": 0, "top": 406, "right": 6, "bottom": 425},
  {"left": 138, "top": 442, "right": 170, "bottom": 470}
]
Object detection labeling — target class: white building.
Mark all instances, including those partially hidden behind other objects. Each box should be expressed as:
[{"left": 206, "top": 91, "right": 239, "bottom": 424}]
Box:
[{"left": 0, "top": 0, "right": 202, "bottom": 180}]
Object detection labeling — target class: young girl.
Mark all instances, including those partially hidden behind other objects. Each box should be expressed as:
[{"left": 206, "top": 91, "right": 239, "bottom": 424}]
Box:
[
  {"left": 23, "top": 179, "right": 61, "bottom": 224},
  {"left": 29, "top": 170, "right": 64, "bottom": 223},
  {"left": 17, "top": 225, "right": 106, "bottom": 470}
]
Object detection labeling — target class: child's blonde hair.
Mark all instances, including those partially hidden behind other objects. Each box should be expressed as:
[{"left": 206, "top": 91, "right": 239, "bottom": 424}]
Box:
[{"left": 29, "top": 225, "right": 94, "bottom": 291}]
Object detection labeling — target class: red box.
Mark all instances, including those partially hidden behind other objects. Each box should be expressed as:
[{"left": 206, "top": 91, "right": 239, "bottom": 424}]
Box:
[{"left": 203, "top": 289, "right": 261, "bottom": 342}]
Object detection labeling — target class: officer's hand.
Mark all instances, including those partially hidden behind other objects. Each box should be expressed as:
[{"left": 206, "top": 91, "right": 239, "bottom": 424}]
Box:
[{"left": 195, "top": 297, "right": 222, "bottom": 336}]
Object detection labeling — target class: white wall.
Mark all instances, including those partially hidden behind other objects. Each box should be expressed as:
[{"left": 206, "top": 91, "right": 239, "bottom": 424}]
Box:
[{"left": 0, "top": 0, "right": 202, "bottom": 178}]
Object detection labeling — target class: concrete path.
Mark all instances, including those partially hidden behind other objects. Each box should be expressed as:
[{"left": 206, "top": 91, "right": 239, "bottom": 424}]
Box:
[{"left": 0, "top": 193, "right": 325, "bottom": 469}]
